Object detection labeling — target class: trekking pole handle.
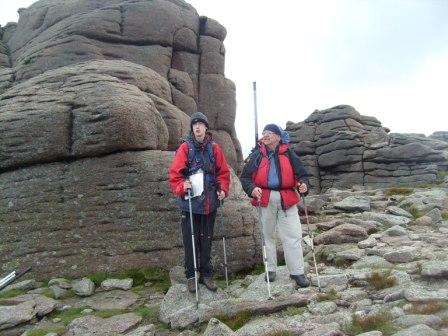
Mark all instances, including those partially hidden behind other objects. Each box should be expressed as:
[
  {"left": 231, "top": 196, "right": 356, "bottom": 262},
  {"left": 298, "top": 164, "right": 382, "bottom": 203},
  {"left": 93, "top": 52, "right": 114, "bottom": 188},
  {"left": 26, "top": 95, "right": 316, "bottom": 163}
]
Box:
[{"left": 185, "top": 178, "right": 193, "bottom": 195}]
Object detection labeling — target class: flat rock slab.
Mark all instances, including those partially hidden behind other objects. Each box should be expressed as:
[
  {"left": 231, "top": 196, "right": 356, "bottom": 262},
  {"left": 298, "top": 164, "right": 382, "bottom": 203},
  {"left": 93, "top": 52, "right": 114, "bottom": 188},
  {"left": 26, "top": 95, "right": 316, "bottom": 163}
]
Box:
[
  {"left": 159, "top": 283, "right": 229, "bottom": 329},
  {"left": 421, "top": 260, "right": 448, "bottom": 278},
  {"left": 0, "top": 300, "right": 35, "bottom": 330},
  {"left": 0, "top": 294, "right": 57, "bottom": 318},
  {"left": 404, "top": 285, "right": 448, "bottom": 302},
  {"left": 334, "top": 195, "right": 371, "bottom": 212},
  {"left": 200, "top": 291, "right": 314, "bottom": 324},
  {"left": 239, "top": 267, "right": 297, "bottom": 301},
  {"left": 65, "top": 313, "right": 141, "bottom": 336},
  {"left": 391, "top": 323, "right": 438, "bottom": 336},
  {"left": 362, "top": 212, "right": 411, "bottom": 227},
  {"left": 74, "top": 290, "right": 139, "bottom": 310}
]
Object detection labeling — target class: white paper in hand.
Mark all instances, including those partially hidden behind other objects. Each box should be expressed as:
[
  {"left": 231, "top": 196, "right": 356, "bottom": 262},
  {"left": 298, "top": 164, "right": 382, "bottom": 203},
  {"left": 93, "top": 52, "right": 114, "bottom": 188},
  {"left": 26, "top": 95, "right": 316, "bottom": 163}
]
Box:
[{"left": 185, "top": 169, "right": 204, "bottom": 199}]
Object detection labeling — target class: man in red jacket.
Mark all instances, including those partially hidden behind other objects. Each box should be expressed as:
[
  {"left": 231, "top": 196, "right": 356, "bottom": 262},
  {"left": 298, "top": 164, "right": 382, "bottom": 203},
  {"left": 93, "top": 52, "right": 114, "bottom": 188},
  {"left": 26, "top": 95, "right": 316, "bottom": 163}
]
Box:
[
  {"left": 169, "top": 112, "right": 230, "bottom": 293},
  {"left": 240, "top": 123, "right": 310, "bottom": 288}
]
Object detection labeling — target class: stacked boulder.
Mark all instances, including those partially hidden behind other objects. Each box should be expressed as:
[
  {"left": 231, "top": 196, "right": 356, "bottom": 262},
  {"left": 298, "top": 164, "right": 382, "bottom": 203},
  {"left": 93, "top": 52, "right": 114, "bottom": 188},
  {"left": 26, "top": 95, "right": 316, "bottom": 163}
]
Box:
[
  {"left": 0, "top": 0, "right": 255, "bottom": 279},
  {"left": 287, "top": 105, "right": 448, "bottom": 192}
]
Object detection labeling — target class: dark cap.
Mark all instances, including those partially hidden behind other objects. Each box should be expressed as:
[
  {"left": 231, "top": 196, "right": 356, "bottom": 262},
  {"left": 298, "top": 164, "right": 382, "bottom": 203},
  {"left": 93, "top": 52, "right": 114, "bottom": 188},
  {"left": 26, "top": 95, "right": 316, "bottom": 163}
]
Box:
[
  {"left": 263, "top": 124, "right": 282, "bottom": 136},
  {"left": 190, "top": 112, "right": 209, "bottom": 130}
]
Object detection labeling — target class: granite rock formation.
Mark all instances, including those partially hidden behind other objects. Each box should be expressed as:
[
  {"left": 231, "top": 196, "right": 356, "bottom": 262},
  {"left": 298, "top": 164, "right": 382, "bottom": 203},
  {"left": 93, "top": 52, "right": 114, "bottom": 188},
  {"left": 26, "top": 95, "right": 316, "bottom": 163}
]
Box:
[
  {"left": 287, "top": 105, "right": 448, "bottom": 192},
  {"left": 0, "top": 0, "right": 251, "bottom": 279}
]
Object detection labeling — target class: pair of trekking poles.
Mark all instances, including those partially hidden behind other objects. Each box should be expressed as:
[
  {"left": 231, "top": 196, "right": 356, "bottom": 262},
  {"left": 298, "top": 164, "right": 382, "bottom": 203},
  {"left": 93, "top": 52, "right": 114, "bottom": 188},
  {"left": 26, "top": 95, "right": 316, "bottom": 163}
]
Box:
[
  {"left": 0, "top": 267, "right": 32, "bottom": 292},
  {"left": 257, "top": 194, "right": 322, "bottom": 300},
  {"left": 186, "top": 187, "right": 228, "bottom": 308}
]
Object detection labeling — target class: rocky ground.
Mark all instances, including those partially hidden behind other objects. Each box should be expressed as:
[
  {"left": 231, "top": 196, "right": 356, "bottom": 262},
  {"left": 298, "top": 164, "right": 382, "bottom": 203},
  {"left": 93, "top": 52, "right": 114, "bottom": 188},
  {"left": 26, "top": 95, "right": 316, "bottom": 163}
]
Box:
[{"left": 1, "top": 184, "right": 448, "bottom": 336}]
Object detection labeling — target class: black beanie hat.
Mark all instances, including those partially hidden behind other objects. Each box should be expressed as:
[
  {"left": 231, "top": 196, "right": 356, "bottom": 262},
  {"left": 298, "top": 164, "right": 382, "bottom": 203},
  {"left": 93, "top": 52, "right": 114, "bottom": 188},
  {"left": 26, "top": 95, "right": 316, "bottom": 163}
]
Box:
[
  {"left": 263, "top": 124, "right": 282, "bottom": 136},
  {"left": 190, "top": 112, "right": 209, "bottom": 130}
]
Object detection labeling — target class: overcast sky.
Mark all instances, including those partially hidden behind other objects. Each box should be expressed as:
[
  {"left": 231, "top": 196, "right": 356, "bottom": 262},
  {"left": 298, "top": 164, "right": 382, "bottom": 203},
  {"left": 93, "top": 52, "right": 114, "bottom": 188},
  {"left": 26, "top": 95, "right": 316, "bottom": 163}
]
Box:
[{"left": 2, "top": 0, "right": 448, "bottom": 156}]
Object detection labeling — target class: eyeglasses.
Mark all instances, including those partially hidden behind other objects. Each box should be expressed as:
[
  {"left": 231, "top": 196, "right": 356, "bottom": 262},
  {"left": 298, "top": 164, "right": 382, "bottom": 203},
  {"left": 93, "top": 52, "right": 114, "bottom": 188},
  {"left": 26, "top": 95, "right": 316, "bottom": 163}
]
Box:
[{"left": 262, "top": 130, "right": 275, "bottom": 136}]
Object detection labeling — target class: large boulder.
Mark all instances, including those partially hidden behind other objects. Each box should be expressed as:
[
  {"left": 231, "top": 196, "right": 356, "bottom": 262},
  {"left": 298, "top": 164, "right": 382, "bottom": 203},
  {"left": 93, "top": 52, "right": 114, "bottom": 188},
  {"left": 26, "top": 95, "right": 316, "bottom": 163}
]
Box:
[
  {"left": 286, "top": 105, "right": 448, "bottom": 192},
  {"left": 0, "top": 0, "right": 248, "bottom": 278},
  {"left": 0, "top": 148, "right": 257, "bottom": 279}
]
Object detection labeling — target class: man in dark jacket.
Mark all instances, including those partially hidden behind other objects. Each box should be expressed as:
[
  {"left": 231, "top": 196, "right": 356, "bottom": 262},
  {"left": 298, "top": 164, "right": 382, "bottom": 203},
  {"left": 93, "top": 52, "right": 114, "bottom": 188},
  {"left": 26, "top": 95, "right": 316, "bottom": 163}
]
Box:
[
  {"left": 169, "top": 112, "right": 230, "bottom": 293},
  {"left": 240, "top": 123, "right": 310, "bottom": 287}
]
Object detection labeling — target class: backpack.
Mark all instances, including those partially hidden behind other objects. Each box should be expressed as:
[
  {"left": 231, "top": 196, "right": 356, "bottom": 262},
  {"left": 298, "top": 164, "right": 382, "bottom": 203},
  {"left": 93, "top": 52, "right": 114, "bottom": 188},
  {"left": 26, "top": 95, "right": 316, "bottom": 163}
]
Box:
[
  {"left": 177, "top": 136, "right": 216, "bottom": 176},
  {"left": 247, "top": 144, "right": 297, "bottom": 175}
]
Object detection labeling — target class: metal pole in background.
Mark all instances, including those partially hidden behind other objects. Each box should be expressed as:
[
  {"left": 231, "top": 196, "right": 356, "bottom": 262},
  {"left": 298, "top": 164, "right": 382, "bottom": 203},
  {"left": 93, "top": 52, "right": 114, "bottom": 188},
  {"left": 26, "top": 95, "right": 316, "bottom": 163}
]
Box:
[{"left": 253, "top": 81, "right": 259, "bottom": 146}]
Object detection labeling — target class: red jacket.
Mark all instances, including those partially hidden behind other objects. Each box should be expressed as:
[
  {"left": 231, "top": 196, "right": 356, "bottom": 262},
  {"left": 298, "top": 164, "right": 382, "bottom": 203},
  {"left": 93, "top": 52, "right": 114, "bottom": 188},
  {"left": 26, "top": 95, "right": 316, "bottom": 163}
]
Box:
[
  {"left": 169, "top": 133, "right": 230, "bottom": 214},
  {"left": 250, "top": 143, "right": 300, "bottom": 209}
]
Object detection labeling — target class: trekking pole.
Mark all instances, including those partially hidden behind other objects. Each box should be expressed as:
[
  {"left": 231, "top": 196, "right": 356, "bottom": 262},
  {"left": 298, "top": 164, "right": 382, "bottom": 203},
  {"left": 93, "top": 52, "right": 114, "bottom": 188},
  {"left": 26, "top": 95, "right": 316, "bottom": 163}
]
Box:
[
  {"left": 300, "top": 194, "right": 321, "bottom": 291},
  {"left": 257, "top": 200, "right": 273, "bottom": 300},
  {"left": 186, "top": 184, "right": 199, "bottom": 307},
  {"left": 0, "top": 267, "right": 32, "bottom": 291},
  {"left": 219, "top": 199, "right": 229, "bottom": 288},
  {"left": 253, "top": 81, "right": 259, "bottom": 145}
]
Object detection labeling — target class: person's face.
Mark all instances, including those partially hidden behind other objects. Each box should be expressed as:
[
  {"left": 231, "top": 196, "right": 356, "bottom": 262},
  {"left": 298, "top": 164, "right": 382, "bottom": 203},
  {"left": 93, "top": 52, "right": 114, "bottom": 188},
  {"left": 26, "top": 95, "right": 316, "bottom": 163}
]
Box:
[
  {"left": 192, "top": 122, "right": 207, "bottom": 140},
  {"left": 261, "top": 130, "right": 280, "bottom": 148}
]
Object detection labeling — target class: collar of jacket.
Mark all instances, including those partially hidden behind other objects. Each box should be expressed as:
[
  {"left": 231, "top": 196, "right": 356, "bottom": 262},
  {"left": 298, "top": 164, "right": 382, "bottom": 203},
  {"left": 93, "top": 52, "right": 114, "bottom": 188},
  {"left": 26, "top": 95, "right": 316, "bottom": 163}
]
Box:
[
  {"left": 188, "top": 131, "right": 213, "bottom": 148},
  {"left": 260, "top": 142, "right": 288, "bottom": 157}
]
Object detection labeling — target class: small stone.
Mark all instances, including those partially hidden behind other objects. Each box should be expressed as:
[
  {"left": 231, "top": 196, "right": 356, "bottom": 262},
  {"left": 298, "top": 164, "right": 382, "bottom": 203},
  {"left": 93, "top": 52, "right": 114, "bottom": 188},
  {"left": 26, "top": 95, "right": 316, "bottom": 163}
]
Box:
[
  {"left": 101, "top": 278, "right": 133, "bottom": 291},
  {"left": 383, "top": 225, "right": 407, "bottom": 236},
  {"left": 72, "top": 278, "right": 95, "bottom": 297},
  {"left": 358, "top": 236, "right": 377, "bottom": 249},
  {"left": 49, "top": 285, "right": 69, "bottom": 299},
  {"left": 48, "top": 278, "right": 72, "bottom": 289}
]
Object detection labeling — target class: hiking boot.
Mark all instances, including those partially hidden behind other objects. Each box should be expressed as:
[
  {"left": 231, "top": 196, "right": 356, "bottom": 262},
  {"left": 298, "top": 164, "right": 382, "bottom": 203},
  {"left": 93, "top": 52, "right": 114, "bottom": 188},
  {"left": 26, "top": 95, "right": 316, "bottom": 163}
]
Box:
[
  {"left": 200, "top": 276, "right": 217, "bottom": 292},
  {"left": 290, "top": 274, "right": 310, "bottom": 288},
  {"left": 265, "top": 271, "right": 276, "bottom": 282},
  {"left": 187, "top": 277, "right": 196, "bottom": 293}
]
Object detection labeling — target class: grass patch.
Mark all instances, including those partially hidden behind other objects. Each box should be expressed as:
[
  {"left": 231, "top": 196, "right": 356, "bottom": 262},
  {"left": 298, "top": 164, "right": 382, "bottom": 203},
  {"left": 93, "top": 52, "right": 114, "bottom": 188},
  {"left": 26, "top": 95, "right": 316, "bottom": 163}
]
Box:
[
  {"left": 280, "top": 306, "right": 306, "bottom": 317},
  {"left": 213, "top": 310, "right": 252, "bottom": 331},
  {"left": 317, "top": 288, "right": 339, "bottom": 302},
  {"left": 343, "top": 312, "right": 396, "bottom": 335},
  {"left": 436, "top": 170, "right": 448, "bottom": 184},
  {"left": 95, "top": 309, "right": 128, "bottom": 318},
  {"left": 384, "top": 187, "right": 414, "bottom": 197},
  {"left": 442, "top": 316, "right": 448, "bottom": 328},
  {"left": 408, "top": 205, "right": 422, "bottom": 219},
  {"left": 442, "top": 210, "right": 448, "bottom": 221},
  {"left": 133, "top": 306, "right": 159, "bottom": 323},
  {"left": 25, "top": 326, "right": 66, "bottom": 336},
  {"left": 367, "top": 271, "right": 397, "bottom": 290},
  {"left": 88, "top": 272, "right": 109, "bottom": 287},
  {"left": 0, "top": 288, "right": 26, "bottom": 299},
  {"left": 333, "top": 255, "right": 351, "bottom": 268},
  {"left": 406, "top": 302, "right": 448, "bottom": 314},
  {"left": 48, "top": 307, "right": 85, "bottom": 325}
]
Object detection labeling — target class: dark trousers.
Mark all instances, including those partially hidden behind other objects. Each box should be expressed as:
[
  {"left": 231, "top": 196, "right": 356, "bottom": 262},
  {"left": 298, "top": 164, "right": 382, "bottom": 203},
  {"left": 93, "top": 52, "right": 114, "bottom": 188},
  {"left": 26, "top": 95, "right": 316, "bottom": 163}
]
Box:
[{"left": 181, "top": 210, "right": 216, "bottom": 279}]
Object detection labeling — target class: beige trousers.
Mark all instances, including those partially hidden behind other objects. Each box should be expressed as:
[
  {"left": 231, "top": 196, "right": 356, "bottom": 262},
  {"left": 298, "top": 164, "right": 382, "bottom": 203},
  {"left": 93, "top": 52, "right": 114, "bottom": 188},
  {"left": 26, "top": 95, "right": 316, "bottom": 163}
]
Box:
[{"left": 259, "top": 190, "right": 305, "bottom": 275}]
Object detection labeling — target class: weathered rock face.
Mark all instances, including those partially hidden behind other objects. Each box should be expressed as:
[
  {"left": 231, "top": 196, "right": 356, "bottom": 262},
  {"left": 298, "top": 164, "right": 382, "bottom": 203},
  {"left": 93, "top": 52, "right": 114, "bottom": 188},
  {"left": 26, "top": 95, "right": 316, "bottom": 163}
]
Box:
[
  {"left": 0, "top": 0, "right": 251, "bottom": 279},
  {"left": 0, "top": 0, "right": 242, "bottom": 170},
  {"left": 286, "top": 105, "right": 448, "bottom": 192},
  {"left": 0, "top": 149, "right": 257, "bottom": 279}
]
